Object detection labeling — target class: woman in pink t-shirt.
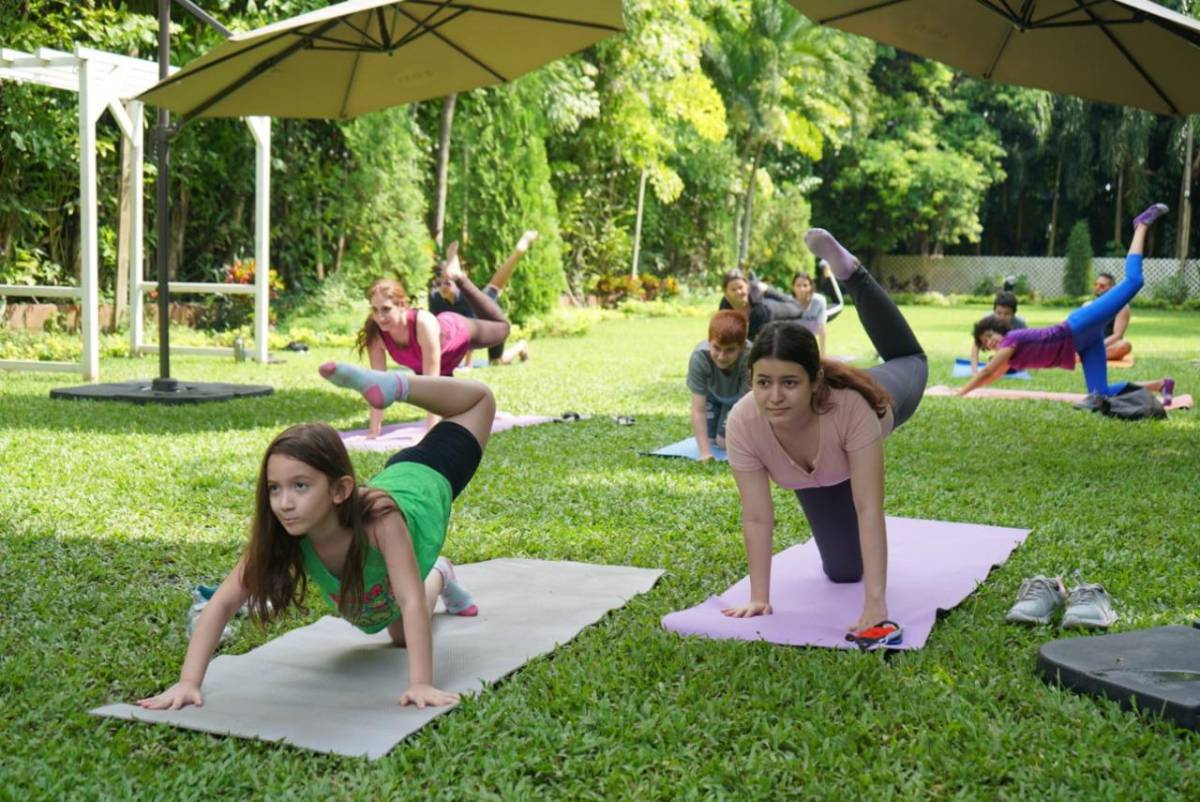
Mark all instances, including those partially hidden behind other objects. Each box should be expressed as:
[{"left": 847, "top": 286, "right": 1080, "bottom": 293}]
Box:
[
  {"left": 723, "top": 229, "right": 928, "bottom": 635},
  {"left": 355, "top": 243, "right": 512, "bottom": 436}
]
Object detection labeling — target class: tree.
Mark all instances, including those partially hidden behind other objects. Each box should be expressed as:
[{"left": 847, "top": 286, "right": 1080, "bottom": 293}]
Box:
[
  {"left": 1063, "top": 220, "right": 1093, "bottom": 297},
  {"left": 444, "top": 81, "right": 567, "bottom": 323},
  {"left": 705, "top": 0, "right": 873, "bottom": 261},
  {"left": 814, "top": 52, "right": 1005, "bottom": 263}
]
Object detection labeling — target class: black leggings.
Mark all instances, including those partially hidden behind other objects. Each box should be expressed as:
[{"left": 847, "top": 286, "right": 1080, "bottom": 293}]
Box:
[
  {"left": 457, "top": 276, "right": 511, "bottom": 354},
  {"left": 794, "top": 265, "right": 927, "bottom": 583},
  {"left": 385, "top": 421, "right": 482, "bottom": 500}
]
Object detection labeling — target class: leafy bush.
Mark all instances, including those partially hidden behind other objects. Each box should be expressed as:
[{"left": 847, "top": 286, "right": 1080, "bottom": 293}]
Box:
[
  {"left": 196, "top": 258, "right": 283, "bottom": 330},
  {"left": 971, "top": 275, "right": 999, "bottom": 297},
  {"left": 884, "top": 274, "right": 930, "bottom": 293},
  {"left": 1063, "top": 220, "right": 1093, "bottom": 297},
  {"left": 444, "top": 83, "right": 566, "bottom": 325},
  {"left": 592, "top": 273, "right": 677, "bottom": 308},
  {"left": 1150, "top": 273, "right": 1189, "bottom": 306},
  {"left": 277, "top": 272, "right": 368, "bottom": 336}
]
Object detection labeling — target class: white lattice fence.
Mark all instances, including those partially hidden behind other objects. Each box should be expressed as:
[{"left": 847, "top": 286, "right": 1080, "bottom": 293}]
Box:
[{"left": 877, "top": 255, "right": 1200, "bottom": 298}]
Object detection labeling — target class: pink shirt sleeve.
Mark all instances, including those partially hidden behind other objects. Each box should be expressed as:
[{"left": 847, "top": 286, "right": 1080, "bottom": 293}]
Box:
[
  {"left": 725, "top": 395, "right": 764, "bottom": 473},
  {"left": 838, "top": 390, "right": 884, "bottom": 453}
]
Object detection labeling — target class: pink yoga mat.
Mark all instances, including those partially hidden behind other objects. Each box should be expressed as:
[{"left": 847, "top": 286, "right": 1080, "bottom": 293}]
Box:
[
  {"left": 925, "top": 385, "right": 1193, "bottom": 410},
  {"left": 340, "top": 412, "right": 555, "bottom": 453},
  {"left": 662, "top": 517, "right": 1030, "bottom": 651}
]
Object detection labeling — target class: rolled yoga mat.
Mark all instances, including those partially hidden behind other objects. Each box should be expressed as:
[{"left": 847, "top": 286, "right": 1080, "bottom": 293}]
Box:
[
  {"left": 340, "top": 411, "right": 556, "bottom": 453},
  {"left": 925, "top": 385, "right": 1193, "bottom": 410},
  {"left": 952, "top": 358, "right": 1031, "bottom": 380},
  {"left": 94, "top": 559, "right": 662, "bottom": 759},
  {"left": 662, "top": 517, "right": 1030, "bottom": 651},
  {"left": 643, "top": 437, "right": 728, "bottom": 462}
]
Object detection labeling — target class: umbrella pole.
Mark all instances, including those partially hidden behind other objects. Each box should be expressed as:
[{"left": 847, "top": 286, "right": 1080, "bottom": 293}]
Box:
[
  {"left": 152, "top": 0, "right": 175, "bottom": 390},
  {"left": 149, "top": 0, "right": 233, "bottom": 390},
  {"left": 1181, "top": 117, "right": 1194, "bottom": 271}
]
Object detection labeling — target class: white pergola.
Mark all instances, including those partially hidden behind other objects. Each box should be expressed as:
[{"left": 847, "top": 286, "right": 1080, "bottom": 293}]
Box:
[{"left": 0, "top": 45, "right": 272, "bottom": 380}]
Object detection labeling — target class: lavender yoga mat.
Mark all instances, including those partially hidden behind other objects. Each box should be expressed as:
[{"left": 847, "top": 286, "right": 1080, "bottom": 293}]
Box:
[
  {"left": 340, "top": 412, "right": 555, "bottom": 453},
  {"left": 662, "top": 517, "right": 1030, "bottom": 650}
]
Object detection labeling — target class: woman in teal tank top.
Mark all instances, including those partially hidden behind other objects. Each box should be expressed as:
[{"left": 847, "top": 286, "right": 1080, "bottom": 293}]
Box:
[{"left": 139, "top": 372, "right": 496, "bottom": 713}]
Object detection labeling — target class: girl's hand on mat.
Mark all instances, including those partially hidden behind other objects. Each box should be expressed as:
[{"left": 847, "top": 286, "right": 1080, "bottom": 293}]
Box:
[
  {"left": 721, "top": 600, "right": 772, "bottom": 618},
  {"left": 137, "top": 681, "right": 203, "bottom": 710},
  {"left": 399, "top": 683, "right": 459, "bottom": 709},
  {"left": 697, "top": 452, "right": 713, "bottom": 463}
]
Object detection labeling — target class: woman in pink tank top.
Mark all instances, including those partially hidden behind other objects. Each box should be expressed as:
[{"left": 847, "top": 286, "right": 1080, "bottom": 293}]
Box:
[{"left": 354, "top": 243, "right": 512, "bottom": 436}]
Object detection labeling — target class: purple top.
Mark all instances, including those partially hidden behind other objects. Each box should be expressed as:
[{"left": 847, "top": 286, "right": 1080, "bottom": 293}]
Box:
[
  {"left": 380, "top": 310, "right": 472, "bottom": 376},
  {"left": 999, "top": 322, "right": 1076, "bottom": 371}
]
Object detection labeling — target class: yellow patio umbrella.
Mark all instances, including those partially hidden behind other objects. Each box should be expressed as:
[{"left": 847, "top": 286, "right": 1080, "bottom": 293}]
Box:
[
  {"left": 788, "top": 0, "right": 1200, "bottom": 115},
  {"left": 140, "top": 0, "right": 624, "bottom": 121}
]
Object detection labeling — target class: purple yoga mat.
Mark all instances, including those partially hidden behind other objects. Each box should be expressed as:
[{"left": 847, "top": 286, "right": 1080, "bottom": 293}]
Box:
[
  {"left": 662, "top": 516, "right": 1030, "bottom": 650},
  {"left": 340, "top": 412, "right": 555, "bottom": 453}
]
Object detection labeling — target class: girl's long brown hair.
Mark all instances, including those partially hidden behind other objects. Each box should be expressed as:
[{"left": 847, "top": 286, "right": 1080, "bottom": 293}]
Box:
[
  {"left": 355, "top": 279, "right": 410, "bottom": 357},
  {"left": 241, "top": 423, "right": 396, "bottom": 624},
  {"left": 749, "top": 321, "right": 891, "bottom": 418}
]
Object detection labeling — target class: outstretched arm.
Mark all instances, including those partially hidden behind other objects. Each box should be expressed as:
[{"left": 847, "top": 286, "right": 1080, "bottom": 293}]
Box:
[
  {"left": 374, "top": 514, "right": 458, "bottom": 709},
  {"left": 367, "top": 340, "right": 388, "bottom": 437},
  {"left": 414, "top": 311, "right": 444, "bottom": 429},
  {"left": 722, "top": 468, "right": 775, "bottom": 618},
  {"left": 824, "top": 269, "right": 844, "bottom": 319},
  {"left": 1105, "top": 305, "right": 1131, "bottom": 346},
  {"left": 959, "top": 347, "right": 1015, "bottom": 395},
  {"left": 690, "top": 393, "right": 714, "bottom": 461},
  {"left": 138, "top": 558, "right": 250, "bottom": 710}
]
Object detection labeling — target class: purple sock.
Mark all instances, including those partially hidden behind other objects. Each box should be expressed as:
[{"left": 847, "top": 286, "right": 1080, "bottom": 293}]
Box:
[
  {"left": 318, "top": 362, "right": 409, "bottom": 409},
  {"left": 1132, "top": 203, "right": 1168, "bottom": 229},
  {"left": 804, "top": 228, "right": 860, "bottom": 281}
]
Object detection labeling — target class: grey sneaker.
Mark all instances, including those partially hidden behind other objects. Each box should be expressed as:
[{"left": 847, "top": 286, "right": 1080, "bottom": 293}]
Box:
[
  {"left": 1061, "top": 583, "right": 1118, "bottom": 629},
  {"left": 1006, "top": 576, "right": 1067, "bottom": 624}
]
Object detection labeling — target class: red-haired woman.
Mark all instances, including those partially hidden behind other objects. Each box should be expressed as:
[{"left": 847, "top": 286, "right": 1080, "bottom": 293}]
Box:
[{"left": 357, "top": 242, "right": 511, "bottom": 435}]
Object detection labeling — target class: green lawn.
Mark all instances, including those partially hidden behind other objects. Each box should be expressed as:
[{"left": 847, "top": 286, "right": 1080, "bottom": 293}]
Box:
[{"left": 2, "top": 304, "right": 1198, "bottom": 799}]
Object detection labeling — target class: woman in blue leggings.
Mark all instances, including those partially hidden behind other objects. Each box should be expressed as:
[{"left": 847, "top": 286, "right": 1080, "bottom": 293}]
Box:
[{"left": 963, "top": 203, "right": 1175, "bottom": 403}]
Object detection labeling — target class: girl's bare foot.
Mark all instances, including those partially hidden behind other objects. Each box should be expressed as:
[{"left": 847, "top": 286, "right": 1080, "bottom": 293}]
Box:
[
  {"left": 516, "top": 230, "right": 539, "bottom": 254},
  {"left": 442, "top": 240, "right": 465, "bottom": 282}
]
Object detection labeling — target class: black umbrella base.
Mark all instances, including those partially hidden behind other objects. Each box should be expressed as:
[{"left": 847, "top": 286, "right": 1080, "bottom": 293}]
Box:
[{"left": 50, "top": 379, "right": 274, "bottom": 405}]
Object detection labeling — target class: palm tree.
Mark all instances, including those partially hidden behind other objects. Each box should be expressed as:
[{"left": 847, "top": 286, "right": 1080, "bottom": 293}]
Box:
[{"left": 705, "top": 0, "right": 872, "bottom": 262}]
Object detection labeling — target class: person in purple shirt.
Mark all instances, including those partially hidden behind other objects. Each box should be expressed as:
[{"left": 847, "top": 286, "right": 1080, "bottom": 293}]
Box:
[{"left": 961, "top": 203, "right": 1176, "bottom": 403}]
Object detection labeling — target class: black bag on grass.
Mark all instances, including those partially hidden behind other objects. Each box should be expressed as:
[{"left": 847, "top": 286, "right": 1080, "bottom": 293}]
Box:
[{"left": 1073, "top": 384, "right": 1166, "bottom": 421}]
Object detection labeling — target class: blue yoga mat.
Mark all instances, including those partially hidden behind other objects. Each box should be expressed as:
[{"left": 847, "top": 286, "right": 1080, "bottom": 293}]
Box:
[
  {"left": 952, "top": 358, "right": 1030, "bottom": 380},
  {"left": 643, "top": 437, "right": 728, "bottom": 462}
]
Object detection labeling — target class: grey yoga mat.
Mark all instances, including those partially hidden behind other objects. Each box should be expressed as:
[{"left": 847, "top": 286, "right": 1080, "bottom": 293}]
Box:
[{"left": 94, "top": 559, "right": 662, "bottom": 759}]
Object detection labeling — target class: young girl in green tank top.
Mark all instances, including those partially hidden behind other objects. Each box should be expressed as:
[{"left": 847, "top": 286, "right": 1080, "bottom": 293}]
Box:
[{"left": 139, "top": 370, "right": 497, "bottom": 712}]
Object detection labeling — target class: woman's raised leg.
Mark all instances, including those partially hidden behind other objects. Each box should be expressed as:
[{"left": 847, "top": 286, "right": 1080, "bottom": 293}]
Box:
[
  {"left": 804, "top": 228, "right": 928, "bottom": 427},
  {"left": 1067, "top": 203, "right": 1165, "bottom": 396}
]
